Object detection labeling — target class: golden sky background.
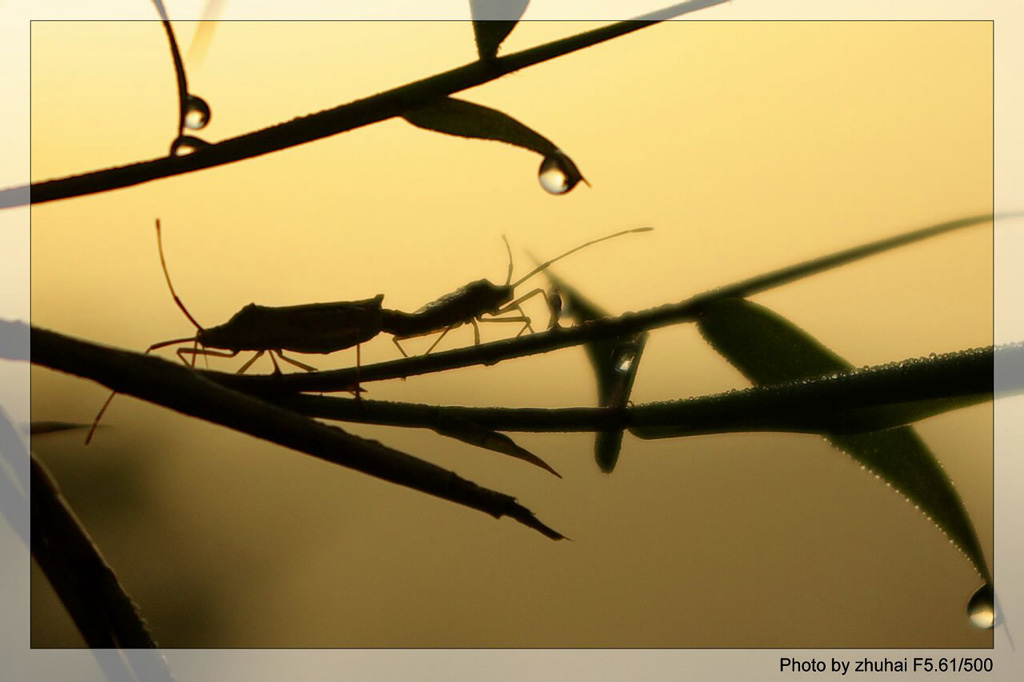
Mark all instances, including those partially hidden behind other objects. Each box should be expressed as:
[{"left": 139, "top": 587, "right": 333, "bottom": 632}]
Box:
[{"left": 25, "top": 18, "right": 997, "bottom": 651}]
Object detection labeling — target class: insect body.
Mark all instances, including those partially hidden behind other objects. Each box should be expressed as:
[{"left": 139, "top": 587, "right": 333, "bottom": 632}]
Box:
[
  {"left": 145, "top": 219, "right": 383, "bottom": 373},
  {"left": 379, "top": 227, "right": 653, "bottom": 356},
  {"left": 85, "top": 221, "right": 377, "bottom": 443},
  {"left": 171, "top": 296, "right": 385, "bottom": 372}
]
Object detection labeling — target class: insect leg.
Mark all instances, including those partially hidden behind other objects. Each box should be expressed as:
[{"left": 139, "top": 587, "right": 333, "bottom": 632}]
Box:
[
  {"left": 475, "top": 314, "right": 534, "bottom": 340},
  {"left": 238, "top": 350, "right": 267, "bottom": 374},
  {"left": 391, "top": 336, "right": 410, "bottom": 358},
  {"left": 480, "top": 287, "right": 551, "bottom": 339},
  {"left": 393, "top": 324, "right": 459, "bottom": 357},
  {"left": 275, "top": 350, "right": 317, "bottom": 372},
  {"left": 86, "top": 336, "right": 196, "bottom": 444},
  {"left": 177, "top": 346, "right": 241, "bottom": 366},
  {"left": 85, "top": 391, "right": 118, "bottom": 445},
  {"left": 424, "top": 324, "right": 457, "bottom": 355},
  {"left": 496, "top": 287, "right": 549, "bottom": 316}
]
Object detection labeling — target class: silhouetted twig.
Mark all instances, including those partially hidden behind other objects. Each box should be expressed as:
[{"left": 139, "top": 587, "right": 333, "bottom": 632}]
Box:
[
  {"left": 4, "top": 320, "right": 563, "bottom": 540},
  {"left": 0, "top": 0, "right": 728, "bottom": 208},
  {"left": 267, "top": 344, "right": 1008, "bottom": 435},
  {"left": 213, "top": 214, "right": 998, "bottom": 395}
]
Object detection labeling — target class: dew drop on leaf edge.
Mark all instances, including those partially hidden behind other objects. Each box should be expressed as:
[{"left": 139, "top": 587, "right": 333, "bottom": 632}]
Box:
[
  {"left": 539, "top": 151, "right": 584, "bottom": 195},
  {"left": 967, "top": 584, "right": 994, "bottom": 630},
  {"left": 184, "top": 94, "right": 211, "bottom": 130}
]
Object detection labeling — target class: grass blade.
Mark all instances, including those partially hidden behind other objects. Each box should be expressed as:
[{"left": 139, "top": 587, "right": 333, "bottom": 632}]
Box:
[
  {"left": 696, "top": 298, "right": 991, "bottom": 585},
  {"left": 403, "top": 97, "right": 584, "bottom": 192},
  {"left": 434, "top": 417, "right": 562, "bottom": 478},
  {"left": 540, "top": 266, "right": 647, "bottom": 472},
  {"left": 469, "top": 0, "right": 530, "bottom": 59},
  {"left": 5, "top": 319, "right": 564, "bottom": 540},
  {"left": 221, "top": 213, "right": 999, "bottom": 395}
]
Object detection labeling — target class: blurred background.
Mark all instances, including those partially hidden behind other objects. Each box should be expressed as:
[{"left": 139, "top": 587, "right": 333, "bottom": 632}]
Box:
[{"left": 29, "top": 20, "right": 992, "bottom": 647}]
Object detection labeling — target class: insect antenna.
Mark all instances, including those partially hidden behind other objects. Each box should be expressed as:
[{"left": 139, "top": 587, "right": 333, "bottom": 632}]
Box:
[
  {"left": 502, "top": 235, "right": 515, "bottom": 286},
  {"left": 509, "top": 227, "right": 653, "bottom": 289},
  {"left": 87, "top": 220, "right": 201, "bottom": 445},
  {"left": 156, "top": 219, "right": 203, "bottom": 331}
]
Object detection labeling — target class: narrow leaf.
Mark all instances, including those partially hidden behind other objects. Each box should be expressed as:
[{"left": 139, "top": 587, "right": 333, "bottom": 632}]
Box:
[
  {"left": 31, "top": 455, "right": 172, "bottom": 660},
  {"left": 540, "top": 265, "right": 647, "bottom": 472},
  {"left": 435, "top": 417, "right": 562, "bottom": 478},
  {"left": 402, "top": 97, "right": 586, "bottom": 192},
  {"left": 29, "top": 421, "right": 99, "bottom": 436},
  {"left": 696, "top": 298, "right": 991, "bottom": 584},
  {"left": 403, "top": 97, "right": 556, "bottom": 154},
  {"left": 7, "top": 320, "right": 564, "bottom": 540},
  {"left": 469, "top": 0, "right": 530, "bottom": 59}
]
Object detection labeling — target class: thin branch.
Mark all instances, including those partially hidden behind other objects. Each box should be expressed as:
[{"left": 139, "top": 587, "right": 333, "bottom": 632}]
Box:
[
  {"left": 152, "top": 0, "right": 190, "bottom": 137},
  {"left": 267, "top": 344, "right": 1010, "bottom": 435},
  {"left": 1, "top": 320, "right": 563, "bottom": 540},
  {"left": 212, "top": 213, "right": 998, "bottom": 395},
  {"left": 1, "top": 0, "right": 728, "bottom": 209}
]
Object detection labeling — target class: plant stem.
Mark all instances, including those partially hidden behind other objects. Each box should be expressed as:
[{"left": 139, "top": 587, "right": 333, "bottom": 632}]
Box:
[
  {"left": 214, "top": 213, "right": 998, "bottom": 395},
  {"left": 3, "top": 320, "right": 564, "bottom": 540},
  {"left": 0, "top": 0, "right": 728, "bottom": 209},
  {"left": 267, "top": 344, "right": 1008, "bottom": 435}
]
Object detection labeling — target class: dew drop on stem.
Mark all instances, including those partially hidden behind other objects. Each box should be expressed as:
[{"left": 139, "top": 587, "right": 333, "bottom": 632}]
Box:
[
  {"left": 183, "top": 94, "right": 211, "bottom": 130},
  {"left": 170, "top": 135, "right": 210, "bottom": 157},
  {"left": 539, "top": 150, "right": 586, "bottom": 195},
  {"left": 967, "top": 584, "right": 994, "bottom": 630}
]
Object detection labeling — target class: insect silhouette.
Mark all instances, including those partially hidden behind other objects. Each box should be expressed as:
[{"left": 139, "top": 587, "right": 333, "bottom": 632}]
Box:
[
  {"left": 86, "top": 223, "right": 652, "bottom": 443},
  {"left": 147, "top": 220, "right": 384, "bottom": 373},
  {"left": 380, "top": 226, "right": 654, "bottom": 356},
  {"left": 85, "top": 219, "right": 380, "bottom": 443}
]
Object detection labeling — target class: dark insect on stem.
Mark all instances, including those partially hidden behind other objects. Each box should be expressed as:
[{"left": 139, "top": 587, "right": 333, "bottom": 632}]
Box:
[
  {"left": 86, "top": 219, "right": 378, "bottom": 443},
  {"left": 150, "top": 219, "right": 385, "bottom": 373},
  {"left": 380, "top": 227, "right": 653, "bottom": 356},
  {"left": 86, "top": 224, "right": 651, "bottom": 442}
]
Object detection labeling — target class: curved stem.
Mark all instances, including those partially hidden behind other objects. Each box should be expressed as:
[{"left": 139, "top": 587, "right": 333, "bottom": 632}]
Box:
[
  {"left": 152, "top": 0, "right": 190, "bottom": 137},
  {"left": 0, "top": 0, "right": 728, "bottom": 208}
]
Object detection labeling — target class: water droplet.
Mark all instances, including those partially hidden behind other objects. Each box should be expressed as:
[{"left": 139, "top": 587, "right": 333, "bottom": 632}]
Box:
[
  {"left": 967, "top": 584, "right": 994, "bottom": 629},
  {"left": 184, "top": 94, "right": 211, "bottom": 130},
  {"left": 539, "top": 150, "right": 586, "bottom": 195},
  {"left": 612, "top": 344, "right": 637, "bottom": 373},
  {"left": 170, "top": 135, "right": 210, "bottom": 157}
]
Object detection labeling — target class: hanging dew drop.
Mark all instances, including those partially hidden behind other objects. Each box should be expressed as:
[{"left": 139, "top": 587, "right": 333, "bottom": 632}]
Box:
[
  {"left": 170, "top": 135, "right": 210, "bottom": 157},
  {"left": 184, "top": 94, "right": 211, "bottom": 130},
  {"left": 539, "top": 150, "right": 586, "bottom": 195},
  {"left": 967, "top": 584, "right": 995, "bottom": 629},
  {"left": 612, "top": 344, "right": 638, "bottom": 373}
]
